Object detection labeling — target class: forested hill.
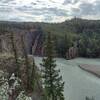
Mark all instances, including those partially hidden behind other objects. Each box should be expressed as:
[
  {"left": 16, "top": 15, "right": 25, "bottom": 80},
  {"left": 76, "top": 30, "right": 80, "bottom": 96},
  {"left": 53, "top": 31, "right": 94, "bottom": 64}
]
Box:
[{"left": 0, "top": 18, "right": 100, "bottom": 58}]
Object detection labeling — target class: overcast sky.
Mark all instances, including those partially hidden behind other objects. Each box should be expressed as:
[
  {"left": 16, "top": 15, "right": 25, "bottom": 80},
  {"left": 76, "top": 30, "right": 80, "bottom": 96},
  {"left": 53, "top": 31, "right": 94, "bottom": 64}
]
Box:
[{"left": 0, "top": 0, "right": 100, "bottom": 22}]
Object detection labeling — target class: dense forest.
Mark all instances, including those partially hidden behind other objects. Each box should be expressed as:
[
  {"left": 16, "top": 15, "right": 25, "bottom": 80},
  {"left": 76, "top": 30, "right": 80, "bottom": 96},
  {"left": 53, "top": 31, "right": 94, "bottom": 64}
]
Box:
[{"left": 0, "top": 18, "right": 100, "bottom": 58}]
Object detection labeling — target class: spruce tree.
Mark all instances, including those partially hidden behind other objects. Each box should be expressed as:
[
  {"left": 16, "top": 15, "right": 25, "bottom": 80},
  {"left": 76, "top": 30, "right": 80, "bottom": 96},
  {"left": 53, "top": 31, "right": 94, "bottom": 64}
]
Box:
[
  {"left": 86, "top": 96, "right": 95, "bottom": 100},
  {"left": 40, "top": 32, "right": 64, "bottom": 100},
  {"left": 10, "top": 32, "right": 19, "bottom": 76},
  {"left": 30, "top": 57, "right": 37, "bottom": 91},
  {"left": 21, "top": 35, "right": 30, "bottom": 90},
  {"left": 21, "top": 35, "right": 39, "bottom": 93}
]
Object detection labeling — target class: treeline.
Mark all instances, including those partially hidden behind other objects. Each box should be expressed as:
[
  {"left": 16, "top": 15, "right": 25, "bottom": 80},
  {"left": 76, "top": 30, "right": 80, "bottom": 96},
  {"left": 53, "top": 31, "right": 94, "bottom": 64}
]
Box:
[
  {"left": 41, "top": 18, "right": 100, "bottom": 58},
  {"left": 0, "top": 18, "right": 100, "bottom": 58}
]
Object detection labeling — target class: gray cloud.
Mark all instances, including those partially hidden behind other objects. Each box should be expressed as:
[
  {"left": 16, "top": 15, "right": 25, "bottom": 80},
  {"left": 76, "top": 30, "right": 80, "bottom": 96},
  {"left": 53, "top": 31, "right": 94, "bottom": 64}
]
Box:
[
  {"left": 0, "top": 5, "right": 13, "bottom": 13},
  {"left": 71, "top": 8, "right": 80, "bottom": 16},
  {"left": 79, "top": 3, "right": 95, "bottom": 15},
  {"left": 16, "top": 5, "right": 33, "bottom": 11},
  {"left": 63, "top": 0, "right": 71, "bottom": 5},
  {"left": 94, "top": 1, "right": 100, "bottom": 14},
  {"left": 16, "top": 6, "right": 68, "bottom": 16},
  {"left": 63, "top": 0, "right": 79, "bottom": 5},
  {"left": 70, "top": 1, "right": 100, "bottom": 18},
  {"left": 45, "top": 8, "right": 68, "bottom": 16},
  {"left": 0, "top": 0, "right": 14, "bottom": 3},
  {"left": 0, "top": 0, "right": 100, "bottom": 22}
]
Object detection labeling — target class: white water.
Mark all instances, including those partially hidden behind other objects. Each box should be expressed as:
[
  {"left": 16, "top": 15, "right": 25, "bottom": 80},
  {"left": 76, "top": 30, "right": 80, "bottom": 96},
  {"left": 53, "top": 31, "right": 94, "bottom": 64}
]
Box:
[{"left": 34, "top": 57, "right": 100, "bottom": 100}]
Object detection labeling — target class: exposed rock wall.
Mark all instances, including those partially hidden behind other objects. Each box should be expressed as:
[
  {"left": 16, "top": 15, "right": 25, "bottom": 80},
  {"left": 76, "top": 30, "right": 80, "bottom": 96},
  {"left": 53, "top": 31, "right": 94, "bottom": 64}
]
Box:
[
  {"left": 66, "top": 47, "right": 78, "bottom": 59},
  {"left": 0, "top": 28, "right": 43, "bottom": 56}
]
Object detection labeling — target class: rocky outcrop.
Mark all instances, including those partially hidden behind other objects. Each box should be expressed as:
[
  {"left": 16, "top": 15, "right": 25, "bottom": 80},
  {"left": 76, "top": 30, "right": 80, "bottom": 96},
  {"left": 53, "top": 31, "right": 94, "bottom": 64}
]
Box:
[
  {"left": 66, "top": 46, "right": 78, "bottom": 59},
  {"left": 0, "top": 70, "right": 32, "bottom": 100},
  {"left": 0, "top": 53, "right": 44, "bottom": 100}
]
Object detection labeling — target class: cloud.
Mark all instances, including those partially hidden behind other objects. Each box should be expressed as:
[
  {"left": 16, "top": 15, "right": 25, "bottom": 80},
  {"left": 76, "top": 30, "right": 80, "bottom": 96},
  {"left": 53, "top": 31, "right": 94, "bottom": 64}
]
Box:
[
  {"left": 0, "top": 0, "right": 99, "bottom": 22},
  {"left": 79, "top": 3, "right": 95, "bottom": 15},
  {"left": 0, "top": 0, "right": 13, "bottom": 3},
  {"left": 63, "top": 0, "right": 79, "bottom": 5},
  {"left": 71, "top": 0, "right": 100, "bottom": 19}
]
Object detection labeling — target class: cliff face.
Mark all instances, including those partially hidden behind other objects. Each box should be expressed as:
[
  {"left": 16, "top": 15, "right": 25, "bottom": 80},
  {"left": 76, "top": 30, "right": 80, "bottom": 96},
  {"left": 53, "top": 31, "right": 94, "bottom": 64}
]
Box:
[{"left": 0, "top": 27, "right": 43, "bottom": 56}]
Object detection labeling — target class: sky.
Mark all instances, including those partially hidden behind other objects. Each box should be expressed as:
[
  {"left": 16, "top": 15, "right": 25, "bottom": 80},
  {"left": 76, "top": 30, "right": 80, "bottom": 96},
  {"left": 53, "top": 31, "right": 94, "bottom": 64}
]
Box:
[{"left": 0, "top": 0, "right": 100, "bottom": 22}]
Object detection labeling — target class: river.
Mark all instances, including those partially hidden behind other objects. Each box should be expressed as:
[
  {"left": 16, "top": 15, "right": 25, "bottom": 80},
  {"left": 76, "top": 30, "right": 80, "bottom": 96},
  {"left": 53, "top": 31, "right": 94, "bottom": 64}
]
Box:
[{"left": 34, "top": 57, "right": 100, "bottom": 100}]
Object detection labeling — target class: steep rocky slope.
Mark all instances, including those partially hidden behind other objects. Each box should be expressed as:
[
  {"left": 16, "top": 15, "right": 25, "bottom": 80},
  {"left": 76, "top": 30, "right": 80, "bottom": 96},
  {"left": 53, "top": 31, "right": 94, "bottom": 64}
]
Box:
[{"left": 0, "top": 53, "right": 44, "bottom": 100}]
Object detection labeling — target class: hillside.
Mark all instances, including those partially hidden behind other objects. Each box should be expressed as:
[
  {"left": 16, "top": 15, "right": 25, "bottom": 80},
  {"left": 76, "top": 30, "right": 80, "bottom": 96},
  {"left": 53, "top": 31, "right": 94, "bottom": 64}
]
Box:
[{"left": 0, "top": 18, "right": 100, "bottom": 58}]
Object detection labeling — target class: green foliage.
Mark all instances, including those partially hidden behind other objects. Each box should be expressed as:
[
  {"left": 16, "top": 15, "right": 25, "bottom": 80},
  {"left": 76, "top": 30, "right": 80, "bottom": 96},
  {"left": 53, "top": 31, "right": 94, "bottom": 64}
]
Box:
[
  {"left": 21, "top": 35, "right": 37, "bottom": 92},
  {"left": 30, "top": 58, "right": 41, "bottom": 92},
  {"left": 40, "top": 18, "right": 100, "bottom": 58},
  {"left": 30, "top": 59, "right": 36, "bottom": 90},
  {"left": 0, "top": 18, "right": 100, "bottom": 58},
  {"left": 40, "top": 32, "right": 64, "bottom": 100},
  {"left": 16, "top": 91, "right": 32, "bottom": 100},
  {"left": 21, "top": 35, "right": 40, "bottom": 93},
  {"left": 78, "top": 33, "right": 100, "bottom": 57},
  {"left": 57, "top": 33, "right": 74, "bottom": 57},
  {"left": 86, "top": 96, "right": 95, "bottom": 100},
  {"left": 10, "top": 32, "right": 19, "bottom": 76},
  {"left": 21, "top": 35, "right": 30, "bottom": 90}
]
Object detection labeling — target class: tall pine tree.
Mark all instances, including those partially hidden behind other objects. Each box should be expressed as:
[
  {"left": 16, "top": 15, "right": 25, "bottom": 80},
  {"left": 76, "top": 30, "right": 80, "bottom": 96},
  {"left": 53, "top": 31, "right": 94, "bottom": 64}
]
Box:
[
  {"left": 10, "top": 32, "right": 19, "bottom": 76},
  {"left": 40, "top": 32, "right": 64, "bottom": 100}
]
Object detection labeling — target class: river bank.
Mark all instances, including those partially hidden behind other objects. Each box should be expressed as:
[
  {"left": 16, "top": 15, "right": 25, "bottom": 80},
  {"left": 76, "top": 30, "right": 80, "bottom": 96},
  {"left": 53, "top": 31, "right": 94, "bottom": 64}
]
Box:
[{"left": 79, "top": 64, "right": 100, "bottom": 78}]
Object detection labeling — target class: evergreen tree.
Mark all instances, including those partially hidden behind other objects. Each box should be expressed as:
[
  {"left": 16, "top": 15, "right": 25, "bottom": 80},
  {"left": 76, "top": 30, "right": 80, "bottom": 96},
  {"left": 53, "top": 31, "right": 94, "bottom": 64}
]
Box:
[
  {"left": 30, "top": 57, "right": 40, "bottom": 91},
  {"left": 21, "top": 35, "right": 38, "bottom": 93},
  {"left": 21, "top": 35, "right": 30, "bottom": 90},
  {"left": 86, "top": 96, "right": 95, "bottom": 100},
  {"left": 40, "top": 32, "right": 64, "bottom": 100},
  {"left": 10, "top": 32, "right": 19, "bottom": 76}
]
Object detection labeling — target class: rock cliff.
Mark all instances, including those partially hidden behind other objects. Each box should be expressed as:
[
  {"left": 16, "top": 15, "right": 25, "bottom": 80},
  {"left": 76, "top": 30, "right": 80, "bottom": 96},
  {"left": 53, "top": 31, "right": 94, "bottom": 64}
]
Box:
[{"left": 0, "top": 23, "right": 43, "bottom": 56}]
